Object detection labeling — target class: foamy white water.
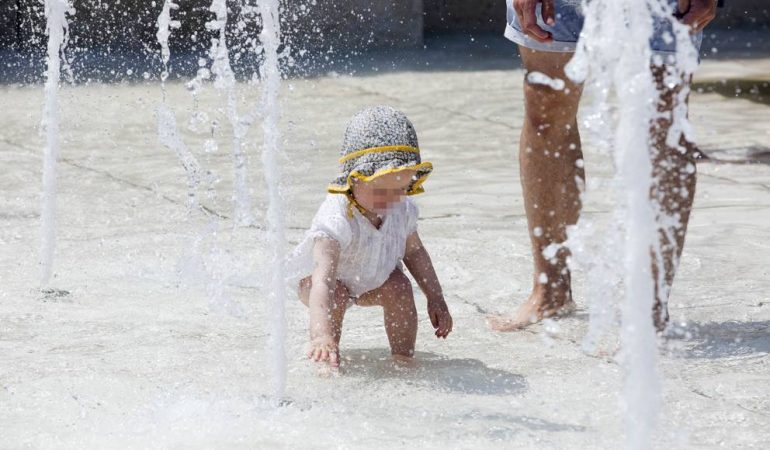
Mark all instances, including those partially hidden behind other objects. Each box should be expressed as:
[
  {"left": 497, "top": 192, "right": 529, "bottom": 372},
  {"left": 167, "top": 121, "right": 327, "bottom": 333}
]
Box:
[
  {"left": 40, "top": 0, "right": 71, "bottom": 288},
  {"left": 258, "top": 0, "right": 288, "bottom": 402},
  {"left": 526, "top": 71, "right": 566, "bottom": 90},
  {"left": 567, "top": 1, "right": 699, "bottom": 448}
]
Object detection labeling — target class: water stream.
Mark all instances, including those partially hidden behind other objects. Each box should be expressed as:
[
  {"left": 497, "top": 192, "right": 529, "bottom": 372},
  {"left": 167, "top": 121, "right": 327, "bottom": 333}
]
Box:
[
  {"left": 40, "top": 0, "right": 71, "bottom": 289},
  {"left": 566, "top": 1, "right": 698, "bottom": 447}
]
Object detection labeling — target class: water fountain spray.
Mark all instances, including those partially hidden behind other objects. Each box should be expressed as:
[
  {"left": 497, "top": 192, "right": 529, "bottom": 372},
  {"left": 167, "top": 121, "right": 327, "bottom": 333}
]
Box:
[
  {"left": 40, "top": 0, "right": 72, "bottom": 289},
  {"left": 566, "top": 1, "right": 698, "bottom": 448},
  {"left": 208, "top": 0, "right": 255, "bottom": 227},
  {"left": 157, "top": 0, "right": 203, "bottom": 211},
  {"left": 154, "top": 0, "right": 288, "bottom": 402},
  {"left": 257, "top": 0, "right": 289, "bottom": 404}
]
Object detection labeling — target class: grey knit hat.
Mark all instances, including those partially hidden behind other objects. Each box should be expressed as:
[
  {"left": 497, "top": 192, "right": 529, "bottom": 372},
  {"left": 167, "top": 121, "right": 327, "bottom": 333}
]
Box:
[{"left": 328, "top": 106, "right": 433, "bottom": 195}]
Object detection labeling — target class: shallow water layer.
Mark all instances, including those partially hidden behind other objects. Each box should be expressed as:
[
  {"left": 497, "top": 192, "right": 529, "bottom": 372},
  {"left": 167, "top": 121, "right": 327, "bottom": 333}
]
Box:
[{"left": 1, "top": 60, "right": 769, "bottom": 447}]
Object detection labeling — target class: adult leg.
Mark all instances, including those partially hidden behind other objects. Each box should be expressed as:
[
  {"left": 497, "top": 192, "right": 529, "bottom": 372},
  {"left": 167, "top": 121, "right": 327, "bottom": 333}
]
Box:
[
  {"left": 299, "top": 277, "right": 349, "bottom": 345},
  {"left": 649, "top": 66, "right": 698, "bottom": 331},
  {"left": 356, "top": 269, "right": 418, "bottom": 358},
  {"left": 490, "top": 46, "right": 585, "bottom": 331}
]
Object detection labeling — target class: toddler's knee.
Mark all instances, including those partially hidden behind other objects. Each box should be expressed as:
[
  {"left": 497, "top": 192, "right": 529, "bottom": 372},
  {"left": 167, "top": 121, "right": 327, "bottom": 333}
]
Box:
[
  {"left": 394, "top": 272, "right": 414, "bottom": 298},
  {"left": 383, "top": 271, "right": 414, "bottom": 304},
  {"left": 332, "top": 281, "right": 350, "bottom": 309}
]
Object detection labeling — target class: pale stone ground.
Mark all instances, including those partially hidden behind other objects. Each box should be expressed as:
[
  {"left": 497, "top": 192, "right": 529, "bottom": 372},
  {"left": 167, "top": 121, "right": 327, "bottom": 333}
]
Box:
[{"left": 1, "top": 54, "right": 768, "bottom": 448}]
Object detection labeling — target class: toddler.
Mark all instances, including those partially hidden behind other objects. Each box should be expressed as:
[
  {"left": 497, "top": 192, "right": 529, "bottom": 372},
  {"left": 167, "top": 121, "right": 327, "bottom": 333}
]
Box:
[{"left": 288, "top": 106, "right": 452, "bottom": 369}]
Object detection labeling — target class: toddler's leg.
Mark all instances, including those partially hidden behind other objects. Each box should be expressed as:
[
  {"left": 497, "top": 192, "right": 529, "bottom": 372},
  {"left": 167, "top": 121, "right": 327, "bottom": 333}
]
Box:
[{"left": 356, "top": 270, "right": 418, "bottom": 358}]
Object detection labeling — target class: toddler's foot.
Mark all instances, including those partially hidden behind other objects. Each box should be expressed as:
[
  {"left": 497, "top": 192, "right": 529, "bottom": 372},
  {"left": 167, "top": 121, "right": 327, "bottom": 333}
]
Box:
[{"left": 488, "top": 288, "right": 575, "bottom": 332}]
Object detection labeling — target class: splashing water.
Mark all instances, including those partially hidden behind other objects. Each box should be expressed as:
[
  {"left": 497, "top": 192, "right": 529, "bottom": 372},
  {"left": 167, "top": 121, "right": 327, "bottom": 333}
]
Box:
[
  {"left": 153, "top": 1, "right": 289, "bottom": 386},
  {"left": 155, "top": 1, "right": 237, "bottom": 323},
  {"left": 526, "top": 71, "right": 566, "bottom": 91},
  {"left": 208, "top": 0, "right": 255, "bottom": 227},
  {"left": 258, "top": 0, "right": 288, "bottom": 403},
  {"left": 566, "top": 1, "right": 698, "bottom": 448},
  {"left": 156, "top": 0, "right": 202, "bottom": 211},
  {"left": 157, "top": 105, "right": 205, "bottom": 210},
  {"left": 156, "top": 0, "right": 179, "bottom": 86},
  {"left": 40, "top": 0, "right": 72, "bottom": 288}
]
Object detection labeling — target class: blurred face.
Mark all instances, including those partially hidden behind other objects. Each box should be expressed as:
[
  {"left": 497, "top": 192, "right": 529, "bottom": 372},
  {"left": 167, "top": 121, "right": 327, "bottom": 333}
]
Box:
[{"left": 351, "top": 170, "right": 416, "bottom": 215}]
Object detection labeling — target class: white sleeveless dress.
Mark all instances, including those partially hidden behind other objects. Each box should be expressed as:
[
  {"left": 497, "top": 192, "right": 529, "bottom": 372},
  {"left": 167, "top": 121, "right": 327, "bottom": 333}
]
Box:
[{"left": 287, "top": 194, "right": 419, "bottom": 297}]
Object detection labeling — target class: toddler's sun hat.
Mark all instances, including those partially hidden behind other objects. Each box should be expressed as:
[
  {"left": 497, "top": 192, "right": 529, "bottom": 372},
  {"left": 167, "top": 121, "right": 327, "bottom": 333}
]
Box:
[{"left": 328, "top": 106, "right": 433, "bottom": 197}]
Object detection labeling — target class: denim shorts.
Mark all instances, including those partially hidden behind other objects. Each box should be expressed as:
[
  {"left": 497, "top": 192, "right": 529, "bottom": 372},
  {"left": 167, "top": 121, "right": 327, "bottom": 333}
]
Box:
[{"left": 505, "top": 0, "right": 703, "bottom": 55}]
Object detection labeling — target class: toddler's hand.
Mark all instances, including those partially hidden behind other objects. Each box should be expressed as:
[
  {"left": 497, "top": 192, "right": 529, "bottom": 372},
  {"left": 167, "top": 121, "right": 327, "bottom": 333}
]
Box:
[
  {"left": 428, "top": 298, "right": 453, "bottom": 339},
  {"left": 308, "top": 336, "right": 340, "bottom": 369}
]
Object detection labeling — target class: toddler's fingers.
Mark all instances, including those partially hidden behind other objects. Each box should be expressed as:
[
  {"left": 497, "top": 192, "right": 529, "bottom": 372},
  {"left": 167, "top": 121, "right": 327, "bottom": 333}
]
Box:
[
  {"left": 429, "top": 310, "right": 439, "bottom": 328},
  {"left": 435, "top": 320, "right": 450, "bottom": 338},
  {"left": 437, "top": 317, "right": 447, "bottom": 335},
  {"left": 440, "top": 314, "right": 453, "bottom": 336}
]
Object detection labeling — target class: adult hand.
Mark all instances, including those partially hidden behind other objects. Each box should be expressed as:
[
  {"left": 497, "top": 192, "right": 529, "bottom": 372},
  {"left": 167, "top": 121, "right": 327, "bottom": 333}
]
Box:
[
  {"left": 678, "top": 0, "right": 717, "bottom": 33},
  {"left": 513, "top": 0, "right": 555, "bottom": 43}
]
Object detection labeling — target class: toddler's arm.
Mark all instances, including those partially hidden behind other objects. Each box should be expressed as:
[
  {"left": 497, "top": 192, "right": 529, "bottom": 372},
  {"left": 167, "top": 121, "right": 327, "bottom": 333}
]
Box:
[
  {"left": 403, "top": 232, "right": 453, "bottom": 338},
  {"left": 308, "top": 238, "right": 342, "bottom": 366}
]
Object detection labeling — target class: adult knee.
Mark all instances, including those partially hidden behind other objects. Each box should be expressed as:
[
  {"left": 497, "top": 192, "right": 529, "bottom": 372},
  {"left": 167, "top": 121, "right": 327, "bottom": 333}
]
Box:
[{"left": 523, "top": 82, "right": 579, "bottom": 133}]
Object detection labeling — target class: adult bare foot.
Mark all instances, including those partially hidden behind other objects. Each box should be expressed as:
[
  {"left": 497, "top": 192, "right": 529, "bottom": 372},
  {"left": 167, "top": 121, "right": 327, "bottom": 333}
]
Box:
[
  {"left": 391, "top": 354, "right": 419, "bottom": 368},
  {"left": 652, "top": 298, "right": 670, "bottom": 333},
  {"left": 488, "top": 286, "right": 576, "bottom": 332}
]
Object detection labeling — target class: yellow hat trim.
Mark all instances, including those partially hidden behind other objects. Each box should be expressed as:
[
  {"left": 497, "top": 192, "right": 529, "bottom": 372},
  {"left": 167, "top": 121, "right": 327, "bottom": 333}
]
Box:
[
  {"left": 338, "top": 145, "right": 420, "bottom": 163},
  {"left": 327, "top": 162, "right": 433, "bottom": 199}
]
